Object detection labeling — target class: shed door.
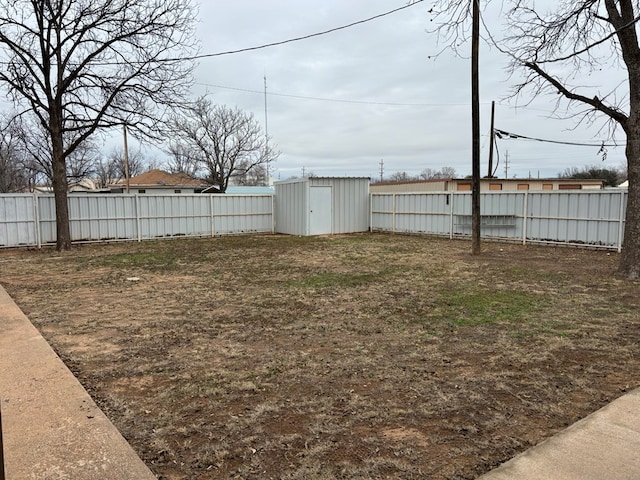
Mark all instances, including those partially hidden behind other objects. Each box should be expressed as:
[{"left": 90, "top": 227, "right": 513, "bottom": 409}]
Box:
[{"left": 309, "top": 186, "right": 333, "bottom": 235}]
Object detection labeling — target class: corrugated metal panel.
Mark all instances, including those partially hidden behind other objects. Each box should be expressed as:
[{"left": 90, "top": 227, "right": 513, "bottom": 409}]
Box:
[
  {"left": 371, "top": 190, "right": 627, "bottom": 250},
  {"left": 394, "top": 193, "right": 451, "bottom": 235},
  {"left": 526, "top": 191, "right": 623, "bottom": 247},
  {"left": 370, "top": 194, "right": 395, "bottom": 232},
  {"left": 0, "top": 193, "right": 274, "bottom": 247},
  {"left": 274, "top": 180, "right": 308, "bottom": 235},
  {"left": 0, "top": 195, "right": 38, "bottom": 247}
]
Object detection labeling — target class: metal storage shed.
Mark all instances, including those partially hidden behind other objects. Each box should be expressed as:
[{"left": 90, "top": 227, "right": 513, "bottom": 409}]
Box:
[{"left": 274, "top": 177, "right": 370, "bottom": 236}]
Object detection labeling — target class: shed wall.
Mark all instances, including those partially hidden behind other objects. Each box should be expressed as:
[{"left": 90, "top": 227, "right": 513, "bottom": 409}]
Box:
[{"left": 274, "top": 180, "right": 308, "bottom": 235}]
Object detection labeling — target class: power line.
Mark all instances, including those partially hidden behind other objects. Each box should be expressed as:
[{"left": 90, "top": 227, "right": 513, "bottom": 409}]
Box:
[
  {"left": 494, "top": 128, "right": 621, "bottom": 147},
  {"left": 174, "top": 1, "right": 425, "bottom": 61},
  {"left": 0, "top": 1, "right": 425, "bottom": 67},
  {"left": 196, "top": 82, "right": 473, "bottom": 107}
]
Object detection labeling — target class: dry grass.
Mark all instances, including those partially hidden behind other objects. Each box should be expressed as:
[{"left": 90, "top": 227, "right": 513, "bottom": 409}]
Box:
[{"left": 1, "top": 233, "right": 639, "bottom": 479}]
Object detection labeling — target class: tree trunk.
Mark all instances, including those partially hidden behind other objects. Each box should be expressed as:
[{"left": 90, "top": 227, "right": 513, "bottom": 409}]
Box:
[
  {"left": 51, "top": 125, "right": 71, "bottom": 251},
  {"left": 619, "top": 129, "right": 640, "bottom": 279}
]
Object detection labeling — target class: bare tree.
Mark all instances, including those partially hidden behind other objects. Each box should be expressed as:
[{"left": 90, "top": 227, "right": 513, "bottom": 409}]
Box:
[
  {"left": 0, "top": 0, "right": 197, "bottom": 250},
  {"left": 94, "top": 146, "right": 147, "bottom": 189},
  {"left": 233, "top": 163, "right": 269, "bottom": 186},
  {"left": 169, "top": 97, "right": 279, "bottom": 192},
  {"left": 503, "top": 1, "right": 640, "bottom": 278},
  {"left": 420, "top": 166, "right": 457, "bottom": 179},
  {"left": 166, "top": 142, "right": 201, "bottom": 177},
  {"left": 0, "top": 113, "right": 29, "bottom": 192},
  {"left": 388, "top": 171, "right": 416, "bottom": 182}
]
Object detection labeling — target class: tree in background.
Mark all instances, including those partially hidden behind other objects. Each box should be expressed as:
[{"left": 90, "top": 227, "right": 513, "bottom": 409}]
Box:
[
  {"left": 560, "top": 166, "right": 626, "bottom": 187},
  {"left": 379, "top": 167, "right": 457, "bottom": 183},
  {"left": 0, "top": 0, "right": 197, "bottom": 250},
  {"left": 169, "top": 97, "right": 279, "bottom": 192},
  {"left": 94, "top": 146, "right": 147, "bottom": 189},
  {"left": 420, "top": 166, "right": 457, "bottom": 179},
  {"left": 0, "top": 114, "right": 29, "bottom": 192}
]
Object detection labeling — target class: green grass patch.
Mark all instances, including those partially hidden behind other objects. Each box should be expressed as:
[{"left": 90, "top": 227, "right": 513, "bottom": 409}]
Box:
[{"left": 432, "top": 286, "right": 548, "bottom": 327}]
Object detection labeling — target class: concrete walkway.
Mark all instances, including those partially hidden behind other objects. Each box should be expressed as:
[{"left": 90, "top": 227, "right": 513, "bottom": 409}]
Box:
[
  {"left": 1, "top": 283, "right": 640, "bottom": 480},
  {"left": 0, "top": 285, "right": 155, "bottom": 480},
  {"left": 478, "top": 386, "right": 640, "bottom": 480}
]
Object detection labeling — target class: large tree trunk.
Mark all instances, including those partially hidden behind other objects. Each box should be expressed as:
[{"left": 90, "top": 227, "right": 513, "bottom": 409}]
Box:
[
  {"left": 51, "top": 124, "right": 71, "bottom": 251},
  {"left": 619, "top": 128, "right": 640, "bottom": 279}
]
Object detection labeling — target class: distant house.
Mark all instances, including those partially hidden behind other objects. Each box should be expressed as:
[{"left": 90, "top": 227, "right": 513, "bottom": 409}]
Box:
[
  {"left": 370, "top": 177, "right": 605, "bottom": 193},
  {"left": 110, "top": 169, "right": 215, "bottom": 194}
]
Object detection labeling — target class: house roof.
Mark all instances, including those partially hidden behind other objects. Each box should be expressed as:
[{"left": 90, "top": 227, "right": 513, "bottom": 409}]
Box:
[{"left": 114, "top": 169, "right": 207, "bottom": 188}]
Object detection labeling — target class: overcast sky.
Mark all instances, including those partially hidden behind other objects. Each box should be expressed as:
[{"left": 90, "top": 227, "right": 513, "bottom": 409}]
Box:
[{"left": 181, "top": 1, "right": 627, "bottom": 180}]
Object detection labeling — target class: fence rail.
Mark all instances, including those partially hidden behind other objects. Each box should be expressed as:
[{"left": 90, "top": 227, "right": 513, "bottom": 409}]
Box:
[
  {"left": 0, "top": 193, "right": 274, "bottom": 248},
  {"left": 370, "top": 190, "right": 627, "bottom": 251}
]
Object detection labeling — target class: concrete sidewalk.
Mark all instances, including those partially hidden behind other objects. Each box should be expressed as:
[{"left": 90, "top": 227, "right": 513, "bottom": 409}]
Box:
[
  {"left": 478, "top": 387, "right": 640, "bottom": 480},
  {"left": 0, "top": 285, "right": 155, "bottom": 480}
]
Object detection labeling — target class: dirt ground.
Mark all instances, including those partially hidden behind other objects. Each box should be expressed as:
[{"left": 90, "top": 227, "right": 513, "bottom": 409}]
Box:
[{"left": 1, "top": 233, "right": 639, "bottom": 479}]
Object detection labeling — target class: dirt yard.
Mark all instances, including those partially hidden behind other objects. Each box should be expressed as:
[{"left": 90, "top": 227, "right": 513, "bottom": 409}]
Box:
[{"left": 1, "top": 233, "right": 639, "bottom": 479}]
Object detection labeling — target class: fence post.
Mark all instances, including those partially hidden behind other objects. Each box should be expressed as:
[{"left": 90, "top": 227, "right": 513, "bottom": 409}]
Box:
[
  {"left": 134, "top": 194, "right": 141, "bottom": 242},
  {"left": 33, "top": 193, "right": 42, "bottom": 249},
  {"left": 211, "top": 194, "right": 216, "bottom": 237},
  {"left": 618, "top": 189, "right": 626, "bottom": 253},
  {"left": 522, "top": 191, "right": 528, "bottom": 246},
  {"left": 271, "top": 194, "right": 275, "bottom": 234},
  {"left": 392, "top": 194, "right": 397, "bottom": 233},
  {"left": 449, "top": 193, "right": 454, "bottom": 239}
]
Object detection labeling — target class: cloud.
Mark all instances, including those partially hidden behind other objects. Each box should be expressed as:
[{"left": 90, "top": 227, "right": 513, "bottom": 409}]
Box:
[{"left": 189, "top": 0, "right": 626, "bottom": 180}]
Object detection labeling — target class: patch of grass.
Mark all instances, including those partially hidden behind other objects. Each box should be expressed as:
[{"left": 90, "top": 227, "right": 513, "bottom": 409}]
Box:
[{"left": 431, "top": 286, "right": 548, "bottom": 327}]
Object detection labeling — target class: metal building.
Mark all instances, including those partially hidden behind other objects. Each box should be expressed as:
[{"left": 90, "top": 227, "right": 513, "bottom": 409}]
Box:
[{"left": 274, "top": 177, "right": 370, "bottom": 236}]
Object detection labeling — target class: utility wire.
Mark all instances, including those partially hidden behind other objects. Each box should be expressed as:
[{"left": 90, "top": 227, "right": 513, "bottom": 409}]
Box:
[
  {"left": 0, "top": 1, "right": 425, "bottom": 67},
  {"left": 196, "top": 82, "right": 472, "bottom": 107},
  {"left": 198, "top": 82, "right": 568, "bottom": 112},
  {"left": 495, "top": 128, "right": 620, "bottom": 147},
  {"left": 175, "top": 1, "right": 425, "bottom": 61}
]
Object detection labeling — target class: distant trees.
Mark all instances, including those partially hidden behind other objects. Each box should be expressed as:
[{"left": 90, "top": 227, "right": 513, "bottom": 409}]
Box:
[
  {"left": 0, "top": 114, "right": 29, "bottom": 192},
  {"left": 0, "top": 0, "right": 197, "bottom": 250},
  {"left": 168, "top": 97, "right": 278, "bottom": 192},
  {"left": 560, "top": 166, "right": 626, "bottom": 187},
  {"left": 94, "top": 147, "right": 148, "bottom": 189},
  {"left": 381, "top": 167, "right": 457, "bottom": 183}
]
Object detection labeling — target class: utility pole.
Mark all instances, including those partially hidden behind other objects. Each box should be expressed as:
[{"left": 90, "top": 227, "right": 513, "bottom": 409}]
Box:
[
  {"left": 504, "top": 150, "right": 510, "bottom": 179},
  {"left": 471, "top": 0, "right": 481, "bottom": 255},
  {"left": 264, "top": 73, "right": 270, "bottom": 180},
  {"left": 379, "top": 159, "right": 384, "bottom": 182},
  {"left": 302, "top": 166, "right": 306, "bottom": 177},
  {"left": 487, "top": 100, "right": 496, "bottom": 178}
]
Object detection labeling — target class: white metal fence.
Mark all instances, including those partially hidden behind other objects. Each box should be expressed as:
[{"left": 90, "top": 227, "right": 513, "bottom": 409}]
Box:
[
  {"left": 0, "top": 194, "right": 274, "bottom": 248},
  {"left": 0, "top": 190, "right": 630, "bottom": 251},
  {"left": 371, "top": 190, "right": 628, "bottom": 251}
]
